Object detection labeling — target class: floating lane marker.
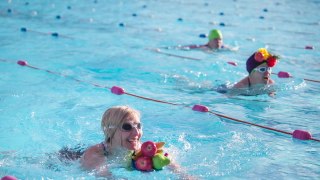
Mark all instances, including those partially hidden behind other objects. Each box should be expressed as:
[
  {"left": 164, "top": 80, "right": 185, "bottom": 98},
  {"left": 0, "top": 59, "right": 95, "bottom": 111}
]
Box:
[
  {"left": 273, "top": 72, "right": 320, "bottom": 83},
  {"left": 292, "top": 130, "right": 312, "bottom": 140},
  {"left": 111, "top": 86, "right": 125, "bottom": 95},
  {"left": 192, "top": 104, "right": 209, "bottom": 112},
  {"left": 1, "top": 175, "right": 17, "bottom": 180},
  {"left": 276, "top": 71, "right": 291, "bottom": 78}
]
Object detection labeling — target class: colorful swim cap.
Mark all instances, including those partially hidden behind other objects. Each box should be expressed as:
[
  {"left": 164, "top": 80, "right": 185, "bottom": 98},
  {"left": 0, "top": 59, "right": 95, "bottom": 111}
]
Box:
[
  {"left": 246, "top": 48, "right": 277, "bottom": 73},
  {"left": 208, "top": 29, "right": 223, "bottom": 41},
  {"left": 256, "top": 48, "right": 270, "bottom": 61}
]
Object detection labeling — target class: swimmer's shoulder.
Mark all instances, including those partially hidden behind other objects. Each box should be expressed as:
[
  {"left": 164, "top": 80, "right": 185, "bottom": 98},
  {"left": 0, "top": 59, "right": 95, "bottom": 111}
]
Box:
[
  {"left": 82, "top": 143, "right": 105, "bottom": 160},
  {"left": 233, "top": 77, "right": 249, "bottom": 89},
  {"left": 81, "top": 143, "right": 106, "bottom": 170}
]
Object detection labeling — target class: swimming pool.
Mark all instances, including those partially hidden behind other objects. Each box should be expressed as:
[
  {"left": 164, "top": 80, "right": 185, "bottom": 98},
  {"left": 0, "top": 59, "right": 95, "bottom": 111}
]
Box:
[{"left": 1, "top": 0, "right": 319, "bottom": 179}]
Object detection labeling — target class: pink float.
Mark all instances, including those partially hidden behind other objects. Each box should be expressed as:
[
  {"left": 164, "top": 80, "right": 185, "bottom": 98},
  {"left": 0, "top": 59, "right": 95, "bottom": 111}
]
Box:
[
  {"left": 111, "top": 86, "right": 125, "bottom": 95},
  {"left": 277, "top": 71, "right": 291, "bottom": 78},
  {"left": 1, "top": 176, "right": 17, "bottom": 180},
  {"left": 292, "top": 130, "right": 312, "bottom": 140},
  {"left": 17, "top": 60, "right": 27, "bottom": 66},
  {"left": 192, "top": 104, "right": 209, "bottom": 112}
]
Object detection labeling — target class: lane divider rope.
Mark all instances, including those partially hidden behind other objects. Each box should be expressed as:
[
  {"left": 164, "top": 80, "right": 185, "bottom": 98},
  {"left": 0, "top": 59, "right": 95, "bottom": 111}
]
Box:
[
  {"left": 19, "top": 27, "right": 74, "bottom": 39},
  {"left": 1, "top": 58, "right": 319, "bottom": 142},
  {"left": 193, "top": 104, "right": 319, "bottom": 142},
  {"left": 147, "top": 49, "right": 320, "bottom": 83}
]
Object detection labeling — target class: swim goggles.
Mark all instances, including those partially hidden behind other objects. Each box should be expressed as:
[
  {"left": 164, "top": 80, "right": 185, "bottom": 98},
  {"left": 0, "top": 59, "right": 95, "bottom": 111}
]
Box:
[
  {"left": 109, "top": 122, "right": 142, "bottom": 131},
  {"left": 253, "top": 66, "right": 272, "bottom": 73},
  {"left": 121, "top": 122, "right": 142, "bottom": 131}
]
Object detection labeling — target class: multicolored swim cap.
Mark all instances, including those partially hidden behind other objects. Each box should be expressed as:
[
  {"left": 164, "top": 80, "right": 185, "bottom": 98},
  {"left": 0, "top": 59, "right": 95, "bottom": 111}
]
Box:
[
  {"left": 208, "top": 29, "right": 223, "bottom": 41},
  {"left": 256, "top": 48, "right": 270, "bottom": 61},
  {"left": 246, "top": 48, "right": 277, "bottom": 73}
]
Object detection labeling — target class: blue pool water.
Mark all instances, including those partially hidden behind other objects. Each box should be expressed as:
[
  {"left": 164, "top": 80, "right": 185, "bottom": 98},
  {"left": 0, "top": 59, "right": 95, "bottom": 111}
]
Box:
[{"left": 1, "top": 0, "right": 320, "bottom": 179}]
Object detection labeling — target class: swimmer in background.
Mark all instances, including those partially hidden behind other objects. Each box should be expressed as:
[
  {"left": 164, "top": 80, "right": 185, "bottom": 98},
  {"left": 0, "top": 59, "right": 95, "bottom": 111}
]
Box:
[
  {"left": 79, "top": 105, "right": 196, "bottom": 179},
  {"left": 228, "top": 48, "right": 278, "bottom": 96},
  {"left": 178, "top": 29, "right": 238, "bottom": 51}
]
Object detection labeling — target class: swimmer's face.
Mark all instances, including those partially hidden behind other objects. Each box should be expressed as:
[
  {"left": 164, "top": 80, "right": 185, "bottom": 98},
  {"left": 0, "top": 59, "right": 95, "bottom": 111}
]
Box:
[
  {"left": 112, "top": 114, "right": 142, "bottom": 151},
  {"left": 208, "top": 38, "right": 222, "bottom": 49},
  {"left": 250, "top": 63, "right": 272, "bottom": 85}
]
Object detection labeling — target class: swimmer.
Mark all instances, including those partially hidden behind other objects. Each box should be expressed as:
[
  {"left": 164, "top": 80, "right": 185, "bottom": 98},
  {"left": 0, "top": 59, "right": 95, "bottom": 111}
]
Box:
[
  {"left": 205, "top": 29, "right": 224, "bottom": 49},
  {"left": 80, "top": 106, "right": 142, "bottom": 176},
  {"left": 80, "top": 106, "right": 196, "bottom": 179},
  {"left": 179, "top": 29, "right": 237, "bottom": 51},
  {"left": 229, "top": 48, "right": 278, "bottom": 96}
]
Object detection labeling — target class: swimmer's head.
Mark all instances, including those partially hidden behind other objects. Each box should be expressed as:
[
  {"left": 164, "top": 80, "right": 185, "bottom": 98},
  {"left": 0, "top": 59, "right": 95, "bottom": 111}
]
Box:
[
  {"left": 208, "top": 29, "right": 223, "bottom": 41},
  {"left": 246, "top": 48, "right": 278, "bottom": 73},
  {"left": 101, "top": 106, "right": 141, "bottom": 143}
]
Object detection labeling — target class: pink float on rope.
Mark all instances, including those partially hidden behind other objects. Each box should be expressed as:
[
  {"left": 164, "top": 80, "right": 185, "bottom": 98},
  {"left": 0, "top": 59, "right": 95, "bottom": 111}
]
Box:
[
  {"left": 277, "top": 71, "right": 291, "bottom": 78},
  {"left": 111, "top": 86, "right": 125, "bottom": 95},
  {"left": 292, "top": 130, "right": 312, "bottom": 140},
  {"left": 227, "top": 61, "right": 238, "bottom": 66},
  {"left": 17, "top": 60, "right": 28, "bottom": 66},
  {"left": 1, "top": 176, "right": 17, "bottom": 180},
  {"left": 192, "top": 104, "right": 209, "bottom": 112}
]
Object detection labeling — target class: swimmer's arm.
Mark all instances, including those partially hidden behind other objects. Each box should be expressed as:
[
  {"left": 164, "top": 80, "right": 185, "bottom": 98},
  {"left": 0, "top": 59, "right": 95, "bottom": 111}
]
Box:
[
  {"left": 232, "top": 82, "right": 244, "bottom": 89},
  {"left": 178, "top": 44, "right": 207, "bottom": 50},
  {"left": 226, "top": 78, "right": 249, "bottom": 97},
  {"left": 232, "top": 77, "right": 248, "bottom": 89},
  {"left": 222, "top": 44, "right": 239, "bottom": 51},
  {"left": 147, "top": 44, "right": 205, "bottom": 51}
]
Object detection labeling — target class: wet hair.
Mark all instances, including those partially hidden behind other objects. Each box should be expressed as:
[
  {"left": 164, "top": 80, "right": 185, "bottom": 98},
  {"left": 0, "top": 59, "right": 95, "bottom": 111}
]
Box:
[{"left": 101, "top": 106, "right": 140, "bottom": 144}]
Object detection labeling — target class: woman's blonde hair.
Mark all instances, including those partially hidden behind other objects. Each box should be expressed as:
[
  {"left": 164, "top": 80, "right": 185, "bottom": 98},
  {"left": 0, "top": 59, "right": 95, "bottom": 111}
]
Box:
[{"left": 101, "top": 106, "right": 140, "bottom": 143}]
